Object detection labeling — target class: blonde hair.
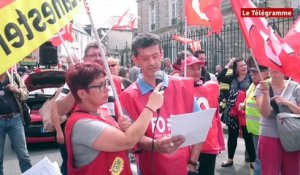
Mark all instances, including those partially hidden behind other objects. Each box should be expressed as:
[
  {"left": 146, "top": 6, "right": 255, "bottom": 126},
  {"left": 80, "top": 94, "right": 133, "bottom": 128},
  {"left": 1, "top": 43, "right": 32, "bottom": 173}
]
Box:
[{"left": 107, "top": 57, "right": 119, "bottom": 65}]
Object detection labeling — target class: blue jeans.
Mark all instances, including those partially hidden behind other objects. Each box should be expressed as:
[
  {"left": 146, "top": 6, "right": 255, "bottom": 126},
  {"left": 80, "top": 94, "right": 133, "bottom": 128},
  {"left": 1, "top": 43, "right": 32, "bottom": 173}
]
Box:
[
  {"left": 0, "top": 114, "right": 32, "bottom": 175},
  {"left": 59, "top": 143, "right": 67, "bottom": 175},
  {"left": 253, "top": 135, "right": 261, "bottom": 175}
]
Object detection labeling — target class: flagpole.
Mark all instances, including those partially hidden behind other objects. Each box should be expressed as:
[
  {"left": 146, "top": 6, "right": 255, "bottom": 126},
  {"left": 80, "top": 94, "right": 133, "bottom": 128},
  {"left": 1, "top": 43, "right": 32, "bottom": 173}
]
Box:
[
  {"left": 184, "top": 17, "right": 188, "bottom": 77},
  {"left": 8, "top": 70, "right": 13, "bottom": 84},
  {"left": 83, "top": 0, "right": 123, "bottom": 117},
  {"left": 9, "top": 64, "right": 17, "bottom": 84},
  {"left": 58, "top": 33, "right": 74, "bottom": 65},
  {"left": 100, "top": 26, "right": 113, "bottom": 42},
  {"left": 248, "top": 49, "right": 264, "bottom": 81}
]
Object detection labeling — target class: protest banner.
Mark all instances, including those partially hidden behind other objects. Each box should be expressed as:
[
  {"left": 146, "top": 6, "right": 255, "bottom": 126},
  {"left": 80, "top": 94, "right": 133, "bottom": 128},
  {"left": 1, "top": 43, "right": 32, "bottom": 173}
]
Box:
[{"left": 0, "top": 0, "right": 82, "bottom": 74}]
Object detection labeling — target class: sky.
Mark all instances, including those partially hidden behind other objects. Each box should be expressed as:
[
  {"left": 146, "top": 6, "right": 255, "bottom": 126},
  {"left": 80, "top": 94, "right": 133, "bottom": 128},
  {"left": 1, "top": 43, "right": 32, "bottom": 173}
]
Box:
[{"left": 73, "top": 0, "right": 138, "bottom": 28}]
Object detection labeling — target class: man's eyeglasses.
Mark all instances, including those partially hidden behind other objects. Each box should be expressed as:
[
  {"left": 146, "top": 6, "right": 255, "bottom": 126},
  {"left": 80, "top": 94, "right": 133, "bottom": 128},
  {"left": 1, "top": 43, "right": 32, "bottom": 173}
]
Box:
[
  {"left": 109, "top": 64, "right": 117, "bottom": 68},
  {"left": 87, "top": 79, "right": 110, "bottom": 92}
]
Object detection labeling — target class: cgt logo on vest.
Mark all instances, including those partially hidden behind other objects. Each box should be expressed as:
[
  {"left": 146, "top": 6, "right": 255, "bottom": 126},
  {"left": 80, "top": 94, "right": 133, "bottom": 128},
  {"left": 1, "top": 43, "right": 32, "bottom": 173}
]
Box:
[
  {"left": 0, "top": 0, "right": 82, "bottom": 56},
  {"left": 151, "top": 117, "right": 172, "bottom": 134},
  {"left": 195, "top": 97, "right": 210, "bottom": 110}
]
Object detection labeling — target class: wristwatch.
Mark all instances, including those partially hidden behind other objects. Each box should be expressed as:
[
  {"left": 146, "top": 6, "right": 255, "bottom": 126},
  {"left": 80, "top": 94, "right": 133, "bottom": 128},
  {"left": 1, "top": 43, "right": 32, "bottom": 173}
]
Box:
[{"left": 188, "top": 160, "right": 200, "bottom": 170}]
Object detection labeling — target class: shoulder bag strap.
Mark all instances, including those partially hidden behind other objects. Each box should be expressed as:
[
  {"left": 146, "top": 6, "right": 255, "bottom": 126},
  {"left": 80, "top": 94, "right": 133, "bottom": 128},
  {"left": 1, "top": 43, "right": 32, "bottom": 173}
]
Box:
[{"left": 268, "top": 83, "right": 280, "bottom": 113}]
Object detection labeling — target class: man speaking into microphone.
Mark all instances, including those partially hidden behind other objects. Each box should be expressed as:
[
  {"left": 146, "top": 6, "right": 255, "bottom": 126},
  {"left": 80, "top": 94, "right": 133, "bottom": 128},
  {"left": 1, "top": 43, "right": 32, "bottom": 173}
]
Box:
[{"left": 119, "top": 33, "right": 201, "bottom": 175}]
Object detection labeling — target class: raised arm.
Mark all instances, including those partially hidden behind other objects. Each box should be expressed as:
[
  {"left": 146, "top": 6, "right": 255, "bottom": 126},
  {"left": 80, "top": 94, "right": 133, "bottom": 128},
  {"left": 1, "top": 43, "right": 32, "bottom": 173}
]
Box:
[
  {"left": 256, "top": 81, "right": 272, "bottom": 117},
  {"left": 92, "top": 83, "right": 164, "bottom": 152}
]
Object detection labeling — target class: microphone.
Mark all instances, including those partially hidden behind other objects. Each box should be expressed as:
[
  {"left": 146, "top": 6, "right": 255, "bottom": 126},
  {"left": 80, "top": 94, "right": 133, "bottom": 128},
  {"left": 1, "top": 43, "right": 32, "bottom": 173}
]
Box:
[
  {"left": 154, "top": 70, "right": 165, "bottom": 91},
  {"left": 154, "top": 70, "right": 165, "bottom": 115},
  {"left": 108, "top": 95, "right": 115, "bottom": 103}
]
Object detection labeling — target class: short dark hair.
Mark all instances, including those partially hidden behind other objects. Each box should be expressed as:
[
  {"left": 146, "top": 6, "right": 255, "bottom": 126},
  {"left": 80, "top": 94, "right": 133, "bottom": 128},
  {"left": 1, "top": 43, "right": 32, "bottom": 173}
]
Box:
[
  {"left": 84, "top": 42, "right": 106, "bottom": 57},
  {"left": 131, "top": 33, "right": 161, "bottom": 56},
  {"left": 176, "top": 51, "right": 192, "bottom": 65},
  {"left": 66, "top": 62, "right": 106, "bottom": 102},
  {"left": 84, "top": 42, "right": 98, "bottom": 57},
  {"left": 193, "top": 50, "right": 206, "bottom": 57}
]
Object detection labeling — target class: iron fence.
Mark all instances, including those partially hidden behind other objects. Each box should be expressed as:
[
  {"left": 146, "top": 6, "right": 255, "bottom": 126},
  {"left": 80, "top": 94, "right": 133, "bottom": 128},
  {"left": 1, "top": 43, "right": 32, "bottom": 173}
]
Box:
[{"left": 161, "top": 11, "right": 300, "bottom": 73}]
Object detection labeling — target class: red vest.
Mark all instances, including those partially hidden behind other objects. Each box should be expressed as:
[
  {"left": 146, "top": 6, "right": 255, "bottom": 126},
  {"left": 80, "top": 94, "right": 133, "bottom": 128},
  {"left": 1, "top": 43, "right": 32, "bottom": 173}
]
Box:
[
  {"left": 193, "top": 81, "right": 225, "bottom": 154},
  {"left": 120, "top": 76, "right": 194, "bottom": 175},
  {"left": 65, "top": 108, "right": 132, "bottom": 175}
]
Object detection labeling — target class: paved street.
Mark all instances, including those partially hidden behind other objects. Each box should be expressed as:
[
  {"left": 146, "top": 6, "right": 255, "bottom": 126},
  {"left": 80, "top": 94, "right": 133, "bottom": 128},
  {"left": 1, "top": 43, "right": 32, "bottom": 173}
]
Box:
[
  {"left": 4, "top": 133, "right": 252, "bottom": 175},
  {"left": 215, "top": 134, "right": 252, "bottom": 175}
]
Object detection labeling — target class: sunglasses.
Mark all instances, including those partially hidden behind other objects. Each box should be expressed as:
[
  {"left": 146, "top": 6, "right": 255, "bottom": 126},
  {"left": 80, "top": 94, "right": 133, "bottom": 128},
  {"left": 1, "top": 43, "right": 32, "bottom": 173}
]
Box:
[{"left": 109, "top": 64, "right": 117, "bottom": 68}]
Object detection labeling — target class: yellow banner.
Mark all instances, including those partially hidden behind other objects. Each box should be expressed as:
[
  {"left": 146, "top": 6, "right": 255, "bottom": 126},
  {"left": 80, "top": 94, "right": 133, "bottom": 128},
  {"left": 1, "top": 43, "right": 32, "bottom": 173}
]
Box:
[{"left": 0, "top": 0, "right": 82, "bottom": 74}]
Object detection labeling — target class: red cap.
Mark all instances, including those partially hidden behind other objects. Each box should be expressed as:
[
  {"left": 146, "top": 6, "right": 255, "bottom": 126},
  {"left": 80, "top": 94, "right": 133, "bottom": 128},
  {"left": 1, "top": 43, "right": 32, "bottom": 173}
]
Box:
[{"left": 181, "top": 56, "right": 205, "bottom": 70}]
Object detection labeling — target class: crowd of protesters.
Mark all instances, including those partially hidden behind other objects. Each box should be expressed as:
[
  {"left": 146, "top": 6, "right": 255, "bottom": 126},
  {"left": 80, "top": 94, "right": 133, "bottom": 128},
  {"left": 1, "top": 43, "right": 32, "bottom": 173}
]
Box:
[{"left": 3, "top": 32, "right": 300, "bottom": 175}]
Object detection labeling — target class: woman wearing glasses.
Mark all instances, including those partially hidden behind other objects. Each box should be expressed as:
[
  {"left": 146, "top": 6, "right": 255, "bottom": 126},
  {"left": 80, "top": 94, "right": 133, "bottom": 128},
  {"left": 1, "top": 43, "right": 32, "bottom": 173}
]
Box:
[
  {"left": 107, "top": 57, "right": 120, "bottom": 76},
  {"left": 65, "top": 62, "right": 164, "bottom": 175}
]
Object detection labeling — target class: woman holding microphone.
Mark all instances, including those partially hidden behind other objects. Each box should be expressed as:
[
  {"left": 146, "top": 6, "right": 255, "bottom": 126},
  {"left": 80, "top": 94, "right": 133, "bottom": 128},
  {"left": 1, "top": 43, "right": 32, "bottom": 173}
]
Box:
[{"left": 65, "top": 62, "right": 164, "bottom": 175}]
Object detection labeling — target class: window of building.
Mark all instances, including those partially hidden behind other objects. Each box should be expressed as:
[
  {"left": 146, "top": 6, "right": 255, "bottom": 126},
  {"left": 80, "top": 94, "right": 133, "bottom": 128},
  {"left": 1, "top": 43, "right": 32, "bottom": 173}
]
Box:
[
  {"left": 149, "top": 2, "right": 157, "bottom": 31},
  {"left": 169, "top": 0, "right": 177, "bottom": 26}
]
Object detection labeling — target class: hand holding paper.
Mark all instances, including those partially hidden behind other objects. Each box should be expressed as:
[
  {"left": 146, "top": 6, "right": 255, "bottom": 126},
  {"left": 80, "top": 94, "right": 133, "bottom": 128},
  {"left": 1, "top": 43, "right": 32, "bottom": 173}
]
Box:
[
  {"left": 171, "top": 108, "right": 216, "bottom": 147},
  {"left": 156, "top": 135, "right": 185, "bottom": 154}
]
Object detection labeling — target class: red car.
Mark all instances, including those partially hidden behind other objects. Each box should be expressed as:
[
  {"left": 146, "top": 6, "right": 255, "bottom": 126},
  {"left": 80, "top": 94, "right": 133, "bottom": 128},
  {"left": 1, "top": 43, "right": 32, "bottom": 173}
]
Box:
[{"left": 24, "top": 70, "right": 65, "bottom": 144}]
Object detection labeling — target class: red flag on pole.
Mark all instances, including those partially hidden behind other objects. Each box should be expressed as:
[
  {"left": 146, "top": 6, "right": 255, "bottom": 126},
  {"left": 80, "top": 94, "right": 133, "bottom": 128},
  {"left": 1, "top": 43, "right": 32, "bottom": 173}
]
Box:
[
  {"left": 172, "top": 35, "right": 193, "bottom": 43},
  {"left": 172, "top": 35, "right": 201, "bottom": 52},
  {"left": 185, "top": 0, "right": 223, "bottom": 34},
  {"left": 231, "top": 0, "right": 300, "bottom": 82},
  {"left": 112, "top": 9, "right": 138, "bottom": 31},
  {"left": 230, "top": 0, "right": 269, "bottom": 48},
  {"left": 284, "top": 16, "right": 300, "bottom": 52},
  {"left": 51, "top": 24, "right": 73, "bottom": 47},
  {"left": 189, "top": 40, "right": 201, "bottom": 52}
]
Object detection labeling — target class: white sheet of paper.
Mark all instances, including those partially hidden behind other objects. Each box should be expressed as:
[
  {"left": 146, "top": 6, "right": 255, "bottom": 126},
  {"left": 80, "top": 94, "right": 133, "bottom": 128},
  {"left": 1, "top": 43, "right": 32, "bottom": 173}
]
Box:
[
  {"left": 171, "top": 108, "right": 216, "bottom": 147},
  {"left": 23, "top": 157, "right": 62, "bottom": 175}
]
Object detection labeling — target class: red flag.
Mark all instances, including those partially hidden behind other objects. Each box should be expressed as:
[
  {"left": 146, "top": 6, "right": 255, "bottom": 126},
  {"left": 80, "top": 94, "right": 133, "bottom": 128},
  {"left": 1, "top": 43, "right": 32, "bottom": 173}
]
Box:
[
  {"left": 112, "top": 10, "right": 138, "bottom": 31},
  {"left": 185, "top": 0, "right": 223, "bottom": 34},
  {"left": 189, "top": 40, "right": 201, "bottom": 52},
  {"left": 51, "top": 24, "right": 73, "bottom": 47},
  {"left": 284, "top": 16, "right": 300, "bottom": 52},
  {"left": 172, "top": 35, "right": 201, "bottom": 52},
  {"left": 231, "top": 0, "right": 300, "bottom": 82},
  {"left": 172, "top": 35, "right": 193, "bottom": 43},
  {"left": 0, "top": 0, "right": 15, "bottom": 9},
  {"left": 230, "top": 0, "right": 269, "bottom": 48}
]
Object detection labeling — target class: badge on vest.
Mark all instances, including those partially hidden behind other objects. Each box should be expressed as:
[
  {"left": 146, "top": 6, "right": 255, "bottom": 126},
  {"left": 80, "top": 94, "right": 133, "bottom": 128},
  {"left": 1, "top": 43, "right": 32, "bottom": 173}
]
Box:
[{"left": 110, "top": 157, "right": 124, "bottom": 175}]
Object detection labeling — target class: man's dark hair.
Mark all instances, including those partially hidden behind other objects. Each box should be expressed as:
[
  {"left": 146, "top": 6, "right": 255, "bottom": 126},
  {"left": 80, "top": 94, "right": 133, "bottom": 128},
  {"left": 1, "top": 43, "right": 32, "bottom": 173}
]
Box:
[
  {"left": 84, "top": 42, "right": 98, "bottom": 56},
  {"left": 176, "top": 51, "right": 192, "bottom": 65},
  {"left": 131, "top": 33, "right": 161, "bottom": 56},
  {"left": 84, "top": 42, "right": 106, "bottom": 57},
  {"left": 193, "top": 50, "right": 206, "bottom": 57}
]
